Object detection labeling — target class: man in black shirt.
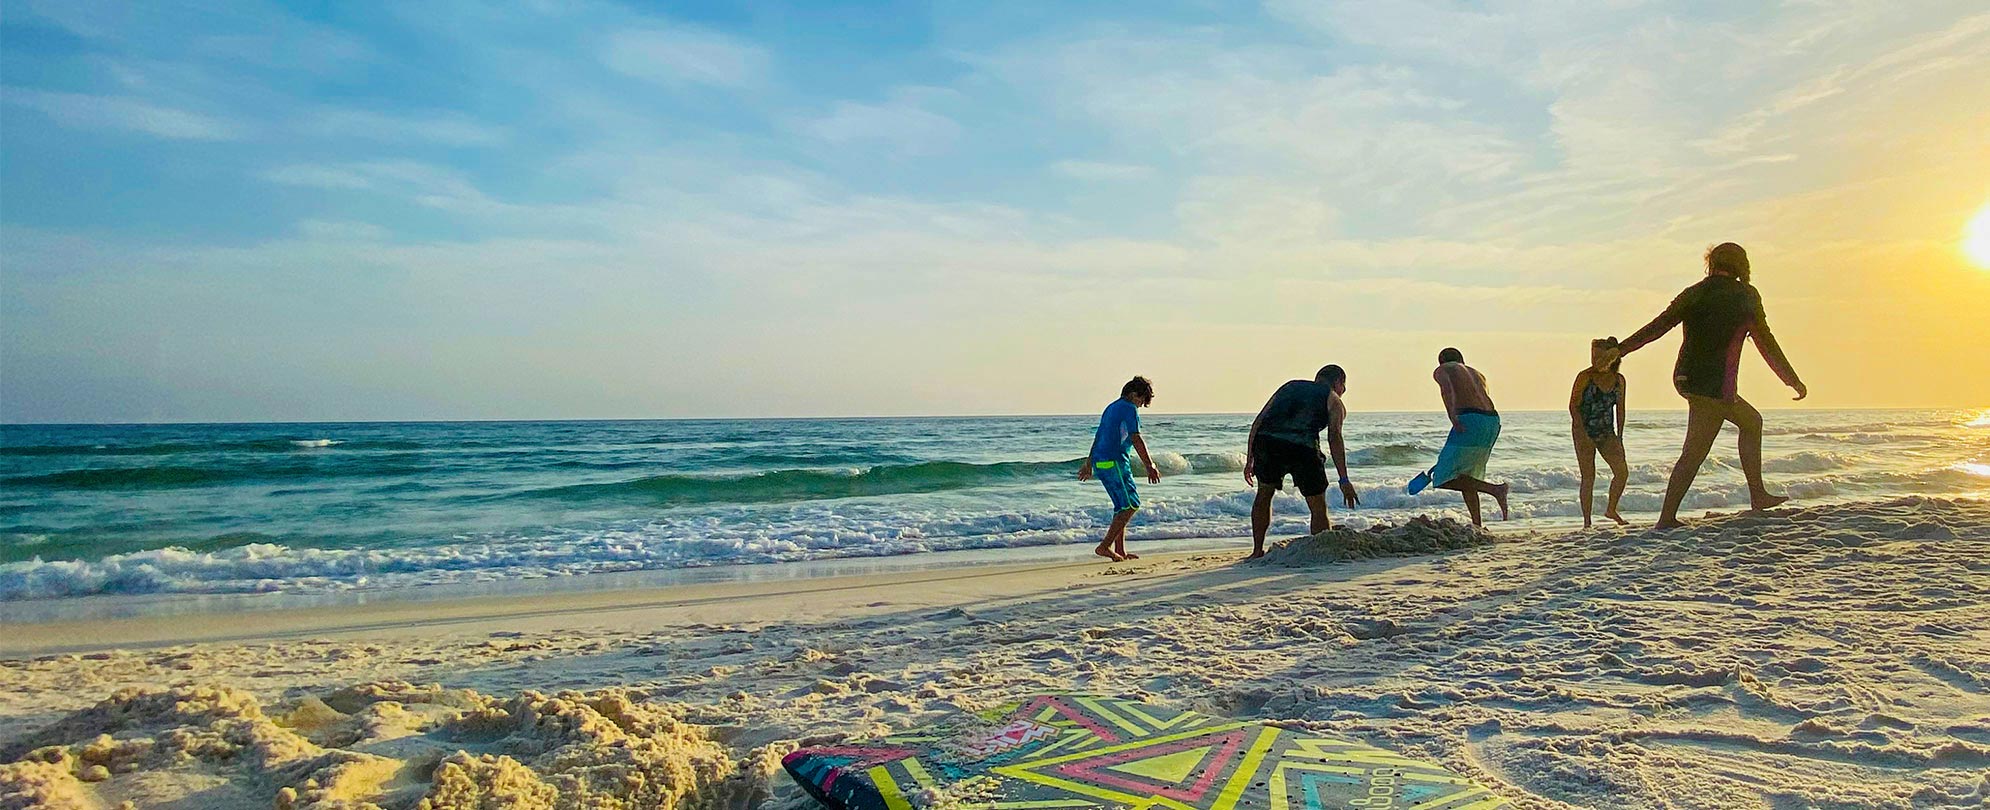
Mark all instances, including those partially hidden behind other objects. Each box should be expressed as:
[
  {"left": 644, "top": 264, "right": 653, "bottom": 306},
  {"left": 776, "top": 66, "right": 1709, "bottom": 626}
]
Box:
[{"left": 1243, "top": 364, "right": 1359, "bottom": 558}]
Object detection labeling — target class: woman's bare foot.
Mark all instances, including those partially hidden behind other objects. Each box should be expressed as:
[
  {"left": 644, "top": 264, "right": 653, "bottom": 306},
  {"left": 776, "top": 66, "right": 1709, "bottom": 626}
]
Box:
[
  {"left": 1491, "top": 483, "right": 1511, "bottom": 520},
  {"left": 1583, "top": 517, "right": 1594, "bottom": 529},
  {"left": 1653, "top": 517, "right": 1687, "bottom": 530},
  {"left": 1749, "top": 493, "right": 1790, "bottom": 510},
  {"left": 1245, "top": 548, "right": 1265, "bottom": 560},
  {"left": 1605, "top": 510, "right": 1628, "bottom": 526},
  {"left": 1094, "top": 544, "right": 1124, "bottom": 562}
]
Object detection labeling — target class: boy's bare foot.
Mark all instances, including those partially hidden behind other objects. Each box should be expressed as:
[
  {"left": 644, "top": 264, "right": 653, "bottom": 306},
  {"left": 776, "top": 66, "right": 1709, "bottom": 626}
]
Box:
[
  {"left": 1245, "top": 548, "right": 1265, "bottom": 560},
  {"left": 1653, "top": 517, "right": 1687, "bottom": 530},
  {"left": 1491, "top": 483, "right": 1510, "bottom": 520},
  {"left": 1605, "top": 510, "right": 1628, "bottom": 526},
  {"left": 1120, "top": 551, "right": 1140, "bottom": 560},
  {"left": 1094, "top": 544, "right": 1124, "bottom": 562},
  {"left": 1749, "top": 493, "right": 1790, "bottom": 510},
  {"left": 1583, "top": 517, "right": 1593, "bottom": 529}
]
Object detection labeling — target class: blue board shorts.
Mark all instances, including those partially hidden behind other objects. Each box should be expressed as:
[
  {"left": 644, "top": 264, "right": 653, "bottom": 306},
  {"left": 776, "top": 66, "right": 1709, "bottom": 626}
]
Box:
[
  {"left": 1431, "top": 410, "right": 1501, "bottom": 486},
  {"left": 1094, "top": 458, "right": 1140, "bottom": 513}
]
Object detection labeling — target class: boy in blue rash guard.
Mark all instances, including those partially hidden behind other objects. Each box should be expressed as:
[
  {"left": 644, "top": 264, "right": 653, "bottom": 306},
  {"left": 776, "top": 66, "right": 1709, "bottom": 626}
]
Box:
[{"left": 1078, "top": 376, "right": 1161, "bottom": 562}]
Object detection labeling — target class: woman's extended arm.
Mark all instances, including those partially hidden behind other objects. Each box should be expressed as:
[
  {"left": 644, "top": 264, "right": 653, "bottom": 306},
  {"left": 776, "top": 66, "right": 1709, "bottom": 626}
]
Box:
[{"left": 1748, "top": 289, "right": 1806, "bottom": 400}]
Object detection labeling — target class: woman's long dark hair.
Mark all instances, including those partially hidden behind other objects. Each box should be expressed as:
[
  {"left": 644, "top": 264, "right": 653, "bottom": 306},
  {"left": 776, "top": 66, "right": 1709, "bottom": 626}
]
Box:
[{"left": 1706, "top": 242, "right": 1750, "bottom": 283}]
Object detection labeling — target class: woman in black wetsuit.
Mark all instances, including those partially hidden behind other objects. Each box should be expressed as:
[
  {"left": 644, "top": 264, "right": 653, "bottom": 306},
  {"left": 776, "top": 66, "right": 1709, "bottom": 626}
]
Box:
[
  {"left": 1568, "top": 338, "right": 1629, "bottom": 528},
  {"left": 1618, "top": 243, "right": 1808, "bottom": 529}
]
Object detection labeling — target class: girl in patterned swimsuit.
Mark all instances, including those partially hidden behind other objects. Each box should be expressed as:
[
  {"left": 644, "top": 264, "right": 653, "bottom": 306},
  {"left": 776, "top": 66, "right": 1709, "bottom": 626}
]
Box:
[{"left": 1569, "top": 338, "right": 1630, "bottom": 528}]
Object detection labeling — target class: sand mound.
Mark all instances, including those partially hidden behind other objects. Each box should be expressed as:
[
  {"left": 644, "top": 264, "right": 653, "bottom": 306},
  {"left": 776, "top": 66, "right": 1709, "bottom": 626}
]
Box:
[
  {"left": 1251, "top": 515, "right": 1496, "bottom": 566},
  {"left": 0, "top": 682, "right": 786, "bottom": 810}
]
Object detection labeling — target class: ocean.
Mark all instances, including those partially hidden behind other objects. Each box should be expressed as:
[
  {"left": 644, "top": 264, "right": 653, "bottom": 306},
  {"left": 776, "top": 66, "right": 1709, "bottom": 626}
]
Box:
[{"left": 2, "top": 409, "right": 1986, "bottom": 603}]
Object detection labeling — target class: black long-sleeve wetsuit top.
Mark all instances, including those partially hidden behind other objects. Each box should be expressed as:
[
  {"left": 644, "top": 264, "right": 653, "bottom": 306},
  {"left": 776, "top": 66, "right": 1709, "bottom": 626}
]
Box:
[{"left": 1620, "top": 273, "right": 1802, "bottom": 401}]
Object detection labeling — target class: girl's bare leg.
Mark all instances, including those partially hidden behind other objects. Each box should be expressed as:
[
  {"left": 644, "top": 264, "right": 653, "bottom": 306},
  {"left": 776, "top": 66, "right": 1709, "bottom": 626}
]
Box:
[{"left": 1600, "top": 436, "right": 1630, "bottom": 525}]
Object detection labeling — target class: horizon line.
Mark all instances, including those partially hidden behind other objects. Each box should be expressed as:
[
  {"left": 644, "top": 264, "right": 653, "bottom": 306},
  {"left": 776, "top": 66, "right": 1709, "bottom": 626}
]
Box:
[{"left": 0, "top": 404, "right": 1973, "bottom": 429}]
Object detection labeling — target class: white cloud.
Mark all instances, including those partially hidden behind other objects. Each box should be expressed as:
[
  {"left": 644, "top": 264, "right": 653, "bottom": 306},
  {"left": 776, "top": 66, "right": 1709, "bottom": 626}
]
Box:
[
  {"left": 262, "top": 165, "right": 376, "bottom": 190},
  {"left": 801, "top": 89, "right": 962, "bottom": 154},
  {"left": 296, "top": 220, "right": 390, "bottom": 241},
  {"left": 603, "top": 27, "right": 770, "bottom": 88},
  {"left": 1052, "top": 160, "right": 1155, "bottom": 181},
  {"left": 299, "top": 108, "right": 504, "bottom": 146},
  {"left": 259, "top": 161, "right": 502, "bottom": 213},
  {"left": 1, "top": 89, "right": 239, "bottom": 140}
]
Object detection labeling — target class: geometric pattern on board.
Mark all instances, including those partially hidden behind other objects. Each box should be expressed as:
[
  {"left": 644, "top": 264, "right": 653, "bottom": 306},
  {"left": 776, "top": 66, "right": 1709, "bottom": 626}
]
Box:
[{"left": 783, "top": 693, "right": 1508, "bottom": 810}]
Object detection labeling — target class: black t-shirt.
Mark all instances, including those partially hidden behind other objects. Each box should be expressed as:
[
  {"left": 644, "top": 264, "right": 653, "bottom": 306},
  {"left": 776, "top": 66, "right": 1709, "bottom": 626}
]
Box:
[{"left": 1255, "top": 380, "right": 1336, "bottom": 449}]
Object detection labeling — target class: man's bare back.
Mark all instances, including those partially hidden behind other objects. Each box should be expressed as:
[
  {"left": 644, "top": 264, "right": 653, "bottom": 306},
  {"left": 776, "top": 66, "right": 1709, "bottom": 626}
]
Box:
[{"left": 1434, "top": 362, "right": 1496, "bottom": 418}]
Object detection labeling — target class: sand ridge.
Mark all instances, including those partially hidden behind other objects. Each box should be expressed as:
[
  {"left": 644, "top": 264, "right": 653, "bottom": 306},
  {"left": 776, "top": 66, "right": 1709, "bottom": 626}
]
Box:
[{"left": 3, "top": 497, "right": 1988, "bottom": 808}]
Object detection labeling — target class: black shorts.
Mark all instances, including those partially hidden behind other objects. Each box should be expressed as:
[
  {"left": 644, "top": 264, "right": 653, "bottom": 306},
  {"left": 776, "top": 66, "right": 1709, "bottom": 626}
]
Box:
[{"left": 1253, "top": 437, "right": 1329, "bottom": 497}]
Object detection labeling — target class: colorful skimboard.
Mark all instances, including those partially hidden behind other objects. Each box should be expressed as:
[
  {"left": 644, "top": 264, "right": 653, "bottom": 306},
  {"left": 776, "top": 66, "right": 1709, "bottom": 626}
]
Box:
[{"left": 783, "top": 693, "right": 1507, "bottom": 810}]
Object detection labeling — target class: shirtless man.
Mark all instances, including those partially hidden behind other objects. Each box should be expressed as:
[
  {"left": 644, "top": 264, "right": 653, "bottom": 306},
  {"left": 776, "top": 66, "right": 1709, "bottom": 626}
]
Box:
[{"left": 1429, "top": 348, "right": 1509, "bottom": 526}]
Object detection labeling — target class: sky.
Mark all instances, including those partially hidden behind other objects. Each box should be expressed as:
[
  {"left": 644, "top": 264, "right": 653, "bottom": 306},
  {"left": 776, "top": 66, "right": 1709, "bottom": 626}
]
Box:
[{"left": 2, "top": 0, "right": 1988, "bottom": 423}]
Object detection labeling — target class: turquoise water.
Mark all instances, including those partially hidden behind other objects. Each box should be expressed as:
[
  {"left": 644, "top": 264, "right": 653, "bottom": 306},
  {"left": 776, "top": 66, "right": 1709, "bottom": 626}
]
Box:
[{"left": 2, "top": 409, "right": 1985, "bottom": 600}]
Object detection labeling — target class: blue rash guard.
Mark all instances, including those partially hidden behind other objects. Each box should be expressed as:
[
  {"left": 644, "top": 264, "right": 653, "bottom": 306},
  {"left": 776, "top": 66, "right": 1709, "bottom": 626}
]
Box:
[
  {"left": 1090, "top": 398, "right": 1140, "bottom": 464},
  {"left": 1090, "top": 398, "right": 1142, "bottom": 513}
]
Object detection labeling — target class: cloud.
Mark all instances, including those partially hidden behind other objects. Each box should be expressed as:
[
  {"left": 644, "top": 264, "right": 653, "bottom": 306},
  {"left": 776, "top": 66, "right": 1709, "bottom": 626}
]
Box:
[
  {"left": 602, "top": 27, "right": 770, "bottom": 88},
  {"left": 801, "top": 89, "right": 962, "bottom": 154},
  {"left": 296, "top": 220, "right": 390, "bottom": 241},
  {"left": 1, "top": 89, "right": 239, "bottom": 140},
  {"left": 259, "top": 161, "right": 501, "bottom": 213},
  {"left": 973, "top": 28, "right": 1527, "bottom": 234},
  {"left": 262, "top": 165, "right": 376, "bottom": 190},
  {"left": 299, "top": 108, "right": 505, "bottom": 146},
  {"left": 1052, "top": 160, "right": 1155, "bottom": 181}
]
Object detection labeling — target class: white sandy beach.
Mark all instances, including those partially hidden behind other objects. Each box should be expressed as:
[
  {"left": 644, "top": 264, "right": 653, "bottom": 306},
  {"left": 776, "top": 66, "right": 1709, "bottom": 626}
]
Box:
[{"left": 3, "top": 497, "right": 1987, "bottom": 809}]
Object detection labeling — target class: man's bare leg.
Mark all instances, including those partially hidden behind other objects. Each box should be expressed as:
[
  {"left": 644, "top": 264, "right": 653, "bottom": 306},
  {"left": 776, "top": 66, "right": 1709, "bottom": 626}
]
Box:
[
  {"left": 1248, "top": 484, "right": 1278, "bottom": 559},
  {"left": 1730, "top": 396, "right": 1787, "bottom": 510},
  {"left": 1096, "top": 509, "right": 1134, "bottom": 561},
  {"left": 1304, "top": 493, "right": 1331, "bottom": 534},
  {"left": 1657, "top": 397, "right": 1725, "bottom": 529},
  {"left": 1439, "top": 475, "right": 1510, "bottom": 521}
]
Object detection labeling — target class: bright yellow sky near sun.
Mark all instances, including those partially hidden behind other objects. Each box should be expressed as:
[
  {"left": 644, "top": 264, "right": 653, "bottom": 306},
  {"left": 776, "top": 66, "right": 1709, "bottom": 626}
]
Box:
[{"left": 1966, "top": 202, "right": 1990, "bottom": 270}]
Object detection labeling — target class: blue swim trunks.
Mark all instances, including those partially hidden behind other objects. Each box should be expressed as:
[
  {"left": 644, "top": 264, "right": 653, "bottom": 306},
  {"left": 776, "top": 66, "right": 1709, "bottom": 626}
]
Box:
[
  {"left": 1094, "top": 458, "right": 1140, "bottom": 513},
  {"left": 1431, "top": 411, "right": 1501, "bottom": 486}
]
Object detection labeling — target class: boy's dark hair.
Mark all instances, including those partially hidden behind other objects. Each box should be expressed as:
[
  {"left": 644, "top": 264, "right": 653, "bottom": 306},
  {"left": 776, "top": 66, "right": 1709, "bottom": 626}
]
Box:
[
  {"left": 1315, "top": 365, "right": 1346, "bottom": 386},
  {"left": 1438, "top": 347, "right": 1464, "bottom": 364},
  {"left": 1121, "top": 376, "right": 1154, "bottom": 400}
]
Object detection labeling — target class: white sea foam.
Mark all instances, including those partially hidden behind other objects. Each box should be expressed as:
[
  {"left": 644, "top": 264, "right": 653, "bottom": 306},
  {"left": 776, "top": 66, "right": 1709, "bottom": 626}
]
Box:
[
  {"left": 9, "top": 458, "right": 1979, "bottom": 600},
  {"left": 6, "top": 411, "right": 1985, "bottom": 602},
  {"left": 1763, "top": 451, "right": 1856, "bottom": 473}
]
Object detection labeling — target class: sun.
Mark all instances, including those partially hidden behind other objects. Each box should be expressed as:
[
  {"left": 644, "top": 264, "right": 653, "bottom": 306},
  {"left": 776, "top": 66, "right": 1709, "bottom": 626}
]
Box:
[{"left": 1967, "top": 201, "right": 1990, "bottom": 269}]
